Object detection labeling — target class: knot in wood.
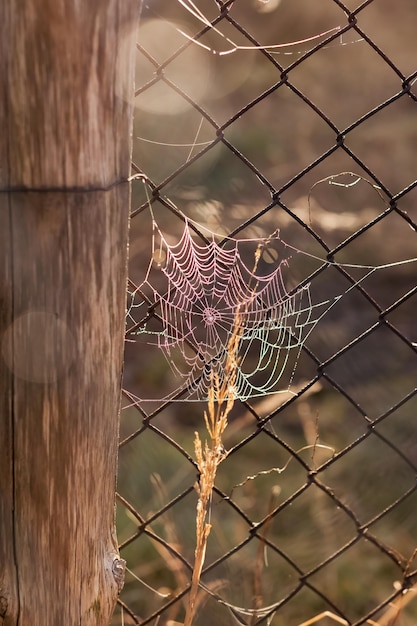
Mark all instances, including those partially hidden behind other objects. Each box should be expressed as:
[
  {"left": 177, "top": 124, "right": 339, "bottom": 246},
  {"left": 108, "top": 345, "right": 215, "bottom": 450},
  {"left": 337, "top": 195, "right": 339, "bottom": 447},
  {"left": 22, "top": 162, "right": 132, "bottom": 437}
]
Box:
[
  {"left": 0, "top": 595, "right": 8, "bottom": 617},
  {"left": 112, "top": 558, "right": 126, "bottom": 592}
]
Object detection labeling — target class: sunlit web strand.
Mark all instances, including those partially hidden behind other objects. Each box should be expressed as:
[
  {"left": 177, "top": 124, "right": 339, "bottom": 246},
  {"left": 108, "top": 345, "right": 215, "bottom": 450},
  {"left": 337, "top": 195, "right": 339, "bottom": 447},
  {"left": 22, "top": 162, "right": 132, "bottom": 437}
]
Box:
[{"left": 175, "top": 0, "right": 342, "bottom": 57}]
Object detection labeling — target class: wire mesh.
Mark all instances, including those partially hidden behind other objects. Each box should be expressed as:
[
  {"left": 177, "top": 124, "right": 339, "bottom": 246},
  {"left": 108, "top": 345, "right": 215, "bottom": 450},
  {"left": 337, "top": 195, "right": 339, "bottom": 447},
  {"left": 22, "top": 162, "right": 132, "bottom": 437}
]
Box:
[{"left": 114, "top": 1, "right": 417, "bottom": 624}]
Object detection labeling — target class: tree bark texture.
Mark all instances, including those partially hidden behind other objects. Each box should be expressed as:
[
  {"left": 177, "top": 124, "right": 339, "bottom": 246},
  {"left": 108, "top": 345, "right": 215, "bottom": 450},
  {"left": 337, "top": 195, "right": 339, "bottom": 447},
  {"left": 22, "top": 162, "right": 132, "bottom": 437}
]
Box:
[{"left": 0, "top": 2, "right": 138, "bottom": 625}]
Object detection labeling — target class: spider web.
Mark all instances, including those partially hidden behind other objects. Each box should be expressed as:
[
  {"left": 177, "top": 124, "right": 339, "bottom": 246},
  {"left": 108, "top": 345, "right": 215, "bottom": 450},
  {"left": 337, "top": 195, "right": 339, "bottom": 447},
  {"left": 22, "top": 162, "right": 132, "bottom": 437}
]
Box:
[
  {"left": 127, "top": 218, "right": 319, "bottom": 402},
  {"left": 126, "top": 213, "right": 417, "bottom": 403}
]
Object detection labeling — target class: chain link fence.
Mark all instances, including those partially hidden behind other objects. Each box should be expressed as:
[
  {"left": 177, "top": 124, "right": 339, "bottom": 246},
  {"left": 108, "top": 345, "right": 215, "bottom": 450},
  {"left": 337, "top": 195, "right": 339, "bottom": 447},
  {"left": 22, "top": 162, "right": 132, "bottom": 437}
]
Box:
[{"left": 113, "top": 1, "right": 417, "bottom": 624}]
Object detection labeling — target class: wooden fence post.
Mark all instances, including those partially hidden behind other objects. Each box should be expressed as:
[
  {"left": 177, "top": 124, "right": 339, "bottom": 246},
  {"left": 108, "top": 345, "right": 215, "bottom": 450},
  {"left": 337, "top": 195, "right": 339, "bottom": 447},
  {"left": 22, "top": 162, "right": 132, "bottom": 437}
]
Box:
[{"left": 0, "top": 2, "right": 138, "bottom": 624}]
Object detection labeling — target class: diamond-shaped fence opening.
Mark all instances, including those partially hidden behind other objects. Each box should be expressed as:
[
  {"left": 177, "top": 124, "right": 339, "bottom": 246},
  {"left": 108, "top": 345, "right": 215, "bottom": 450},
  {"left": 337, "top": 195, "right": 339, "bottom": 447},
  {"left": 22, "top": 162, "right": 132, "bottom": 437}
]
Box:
[{"left": 113, "top": 1, "right": 417, "bottom": 624}]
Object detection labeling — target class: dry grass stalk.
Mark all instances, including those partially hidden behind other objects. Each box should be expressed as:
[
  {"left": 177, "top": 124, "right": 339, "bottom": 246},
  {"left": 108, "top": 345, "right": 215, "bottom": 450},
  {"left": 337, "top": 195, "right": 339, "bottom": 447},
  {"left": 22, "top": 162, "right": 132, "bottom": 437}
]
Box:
[
  {"left": 184, "top": 244, "right": 271, "bottom": 625},
  {"left": 183, "top": 309, "right": 243, "bottom": 626}
]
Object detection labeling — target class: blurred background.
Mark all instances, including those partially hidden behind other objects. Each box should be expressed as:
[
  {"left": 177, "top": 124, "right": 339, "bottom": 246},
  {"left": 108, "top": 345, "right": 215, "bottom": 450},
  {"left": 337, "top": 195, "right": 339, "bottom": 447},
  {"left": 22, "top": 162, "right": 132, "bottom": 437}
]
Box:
[{"left": 114, "top": 1, "right": 417, "bottom": 624}]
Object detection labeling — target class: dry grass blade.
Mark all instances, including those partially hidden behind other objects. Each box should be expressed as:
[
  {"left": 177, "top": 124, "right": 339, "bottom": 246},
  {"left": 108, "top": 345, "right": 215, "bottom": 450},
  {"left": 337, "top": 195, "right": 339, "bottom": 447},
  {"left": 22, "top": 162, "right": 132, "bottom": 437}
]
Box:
[{"left": 184, "top": 309, "right": 243, "bottom": 625}]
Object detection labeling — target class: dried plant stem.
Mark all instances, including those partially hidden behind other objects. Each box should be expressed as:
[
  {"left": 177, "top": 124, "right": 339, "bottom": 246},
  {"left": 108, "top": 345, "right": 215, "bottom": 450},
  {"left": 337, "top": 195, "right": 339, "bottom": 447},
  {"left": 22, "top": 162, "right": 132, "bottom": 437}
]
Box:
[
  {"left": 184, "top": 310, "right": 242, "bottom": 626},
  {"left": 185, "top": 245, "right": 263, "bottom": 625}
]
